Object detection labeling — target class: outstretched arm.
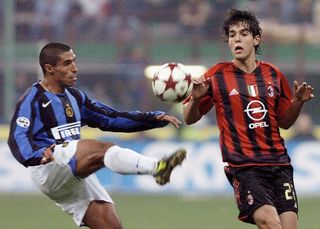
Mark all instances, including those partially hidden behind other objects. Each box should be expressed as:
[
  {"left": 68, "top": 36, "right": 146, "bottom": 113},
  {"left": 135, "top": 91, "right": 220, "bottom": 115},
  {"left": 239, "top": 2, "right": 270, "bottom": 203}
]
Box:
[
  {"left": 279, "top": 81, "right": 314, "bottom": 129},
  {"left": 183, "top": 76, "right": 211, "bottom": 125},
  {"left": 155, "top": 113, "right": 181, "bottom": 128}
]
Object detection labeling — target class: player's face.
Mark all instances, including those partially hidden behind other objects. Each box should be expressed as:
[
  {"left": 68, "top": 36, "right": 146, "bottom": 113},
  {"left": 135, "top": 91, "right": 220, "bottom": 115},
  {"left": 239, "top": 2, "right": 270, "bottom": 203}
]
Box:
[
  {"left": 228, "top": 22, "right": 260, "bottom": 62},
  {"left": 52, "top": 50, "right": 78, "bottom": 88}
]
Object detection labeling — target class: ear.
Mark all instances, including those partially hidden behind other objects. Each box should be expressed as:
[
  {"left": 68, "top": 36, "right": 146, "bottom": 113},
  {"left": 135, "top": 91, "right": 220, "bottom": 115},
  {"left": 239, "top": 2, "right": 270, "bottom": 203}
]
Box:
[
  {"left": 253, "top": 35, "right": 261, "bottom": 46},
  {"left": 44, "top": 64, "right": 54, "bottom": 74}
]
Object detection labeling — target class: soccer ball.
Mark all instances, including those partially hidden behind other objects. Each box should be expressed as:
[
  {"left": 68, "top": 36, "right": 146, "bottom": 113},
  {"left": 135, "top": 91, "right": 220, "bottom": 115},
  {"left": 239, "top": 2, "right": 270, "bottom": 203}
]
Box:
[{"left": 152, "top": 63, "right": 193, "bottom": 103}]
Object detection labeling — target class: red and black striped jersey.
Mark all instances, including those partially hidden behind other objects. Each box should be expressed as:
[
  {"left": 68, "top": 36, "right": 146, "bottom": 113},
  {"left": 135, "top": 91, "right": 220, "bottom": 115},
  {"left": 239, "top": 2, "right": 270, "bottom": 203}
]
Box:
[{"left": 196, "top": 61, "right": 293, "bottom": 167}]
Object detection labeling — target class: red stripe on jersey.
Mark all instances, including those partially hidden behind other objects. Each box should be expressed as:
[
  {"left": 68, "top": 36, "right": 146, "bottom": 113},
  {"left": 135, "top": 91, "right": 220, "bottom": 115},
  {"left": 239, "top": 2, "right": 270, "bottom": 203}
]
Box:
[{"left": 204, "top": 61, "right": 292, "bottom": 166}]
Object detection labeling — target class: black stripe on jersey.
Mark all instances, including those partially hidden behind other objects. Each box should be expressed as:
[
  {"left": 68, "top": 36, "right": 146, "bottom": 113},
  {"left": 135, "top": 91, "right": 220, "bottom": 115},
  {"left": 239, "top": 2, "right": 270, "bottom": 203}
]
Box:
[
  {"left": 254, "top": 67, "right": 277, "bottom": 153},
  {"left": 58, "top": 95, "right": 77, "bottom": 123},
  {"left": 235, "top": 70, "right": 262, "bottom": 156},
  {"left": 58, "top": 94, "right": 78, "bottom": 140},
  {"left": 216, "top": 71, "right": 243, "bottom": 155},
  {"left": 269, "top": 67, "right": 280, "bottom": 112},
  {"left": 37, "top": 85, "right": 58, "bottom": 139},
  {"left": 269, "top": 67, "right": 285, "bottom": 148}
]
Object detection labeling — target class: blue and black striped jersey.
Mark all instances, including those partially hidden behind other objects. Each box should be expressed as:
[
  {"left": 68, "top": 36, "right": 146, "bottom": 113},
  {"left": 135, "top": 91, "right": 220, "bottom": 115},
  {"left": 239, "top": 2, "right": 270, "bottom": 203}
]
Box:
[{"left": 8, "top": 82, "right": 168, "bottom": 167}]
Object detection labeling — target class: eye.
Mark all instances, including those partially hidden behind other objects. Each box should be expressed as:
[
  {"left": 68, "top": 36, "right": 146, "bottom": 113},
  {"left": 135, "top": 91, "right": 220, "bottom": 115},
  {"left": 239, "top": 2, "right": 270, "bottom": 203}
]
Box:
[
  {"left": 64, "top": 60, "right": 72, "bottom": 66},
  {"left": 241, "top": 30, "right": 250, "bottom": 36}
]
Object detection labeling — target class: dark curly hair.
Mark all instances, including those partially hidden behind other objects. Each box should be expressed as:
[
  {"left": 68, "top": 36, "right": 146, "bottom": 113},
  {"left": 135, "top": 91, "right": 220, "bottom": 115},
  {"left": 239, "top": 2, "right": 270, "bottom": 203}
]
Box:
[{"left": 223, "top": 9, "right": 262, "bottom": 54}]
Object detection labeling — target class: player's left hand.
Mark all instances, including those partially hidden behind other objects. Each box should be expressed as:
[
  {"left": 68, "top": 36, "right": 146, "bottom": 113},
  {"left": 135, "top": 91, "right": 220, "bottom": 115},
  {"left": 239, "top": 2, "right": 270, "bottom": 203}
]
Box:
[
  {"left": 156, "top": 114, "right": 181, "bottom": 128},
  {"left": 293, "top": 81, "right": 314, "bottom": 103}
]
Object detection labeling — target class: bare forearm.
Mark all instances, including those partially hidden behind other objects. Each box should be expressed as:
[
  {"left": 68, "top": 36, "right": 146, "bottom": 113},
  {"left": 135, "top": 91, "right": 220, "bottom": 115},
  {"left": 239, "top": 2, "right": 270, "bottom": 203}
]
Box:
[
  {"left": 183, "top": 98, "right": 202, "bottom": 125},
  {"left": 279, "top": 100, "right": 304, "bottom": 129},
  {"left": 280, "top": 81, "right": 314, "bottom": 129}
]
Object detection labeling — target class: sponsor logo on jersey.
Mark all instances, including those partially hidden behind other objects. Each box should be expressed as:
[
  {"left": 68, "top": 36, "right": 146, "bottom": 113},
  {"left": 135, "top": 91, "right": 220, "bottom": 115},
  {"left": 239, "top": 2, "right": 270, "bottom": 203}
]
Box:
[
  {"left": 247, "top": 85, "right": 258, "bottom": 97},
  {"left": 16, "top": 117, "right": 30, "bottom": 128},
  {"left": 229, "top": 88, "right": 239, "bottom": 96},
  {"left": 51, "top": 121, "right": 81, "bottom": 139},
  {"left": 41, "top": 100, "right": 52, "bottom": 108},
  {"left": 244, "top": 100, "right": 269, "bottom": 129}
]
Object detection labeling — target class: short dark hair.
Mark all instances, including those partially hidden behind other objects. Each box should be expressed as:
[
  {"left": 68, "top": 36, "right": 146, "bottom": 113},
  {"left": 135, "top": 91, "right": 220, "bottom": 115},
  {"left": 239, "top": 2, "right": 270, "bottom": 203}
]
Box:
[
  {"left": 223, "top": 9, "right": 262, "bottom": 54},
  {"left": 39, "top": 42, "right": 71, "bottom": 74}
]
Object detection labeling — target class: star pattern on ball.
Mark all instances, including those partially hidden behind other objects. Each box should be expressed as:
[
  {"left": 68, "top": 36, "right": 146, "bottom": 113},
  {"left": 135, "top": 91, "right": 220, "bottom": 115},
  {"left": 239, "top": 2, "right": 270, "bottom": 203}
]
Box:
[
  {"left": 164, "top": 63, "right": 178, "bottom": 91},
  {"left": 152, "top": 62, "right": 193, "bottom": 102}
]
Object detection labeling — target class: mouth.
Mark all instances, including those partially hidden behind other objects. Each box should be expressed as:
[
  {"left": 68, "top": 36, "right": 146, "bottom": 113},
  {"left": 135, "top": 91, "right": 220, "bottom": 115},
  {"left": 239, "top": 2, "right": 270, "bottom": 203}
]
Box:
[
  {"left": 235, "top": 46, "right": 243, "bottom": 52},
  {"left": 71, "top": 76, "right": 77, "bottom": 81}
]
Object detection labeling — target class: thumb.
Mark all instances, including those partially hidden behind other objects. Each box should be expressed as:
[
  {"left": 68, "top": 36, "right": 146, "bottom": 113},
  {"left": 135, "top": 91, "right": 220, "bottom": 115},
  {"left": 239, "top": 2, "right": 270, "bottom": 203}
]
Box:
[
  {"left": 294, "top": 81, "right": 298, "bottom": 91},
  {"left": 49, "top": 144, "right": 56, "bottom": 150}
]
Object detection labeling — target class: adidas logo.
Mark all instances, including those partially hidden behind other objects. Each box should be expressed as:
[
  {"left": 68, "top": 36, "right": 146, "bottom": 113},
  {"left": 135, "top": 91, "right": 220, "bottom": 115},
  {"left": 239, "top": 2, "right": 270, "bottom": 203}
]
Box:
[{"left": 229, "top": 88, "right": 239, "bottom": 96}]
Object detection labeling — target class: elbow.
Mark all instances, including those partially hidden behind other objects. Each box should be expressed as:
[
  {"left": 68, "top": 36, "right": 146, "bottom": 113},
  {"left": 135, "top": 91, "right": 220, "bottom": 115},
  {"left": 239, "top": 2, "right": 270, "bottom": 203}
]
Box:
[
  {"left": 279, "top": 124, "right": 290, "bottom": 130},
  {"left": 183, "top": 115, "right": 201, "bottom": 125},
  {"left": 278, "top": 120, "right": 293, "bottom": 130},
  {"left": 183, "top": 107, "right": 202, "bottom": 125},
  {"left": 184, "top": 119, "right": 195, "bottom": 125}
]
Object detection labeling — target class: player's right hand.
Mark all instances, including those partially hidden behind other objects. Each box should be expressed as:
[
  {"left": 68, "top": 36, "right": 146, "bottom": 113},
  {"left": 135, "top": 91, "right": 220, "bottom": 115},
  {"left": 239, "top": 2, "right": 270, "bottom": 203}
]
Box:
[
  {"left": 41, "top": 144, "right": 55, "bottom": 164},
  {"left": 191, "top": 76, "right": 210, "bottom": 100},
  {"left": 155, "top": 114, "right": 182, "bottom": 128}
]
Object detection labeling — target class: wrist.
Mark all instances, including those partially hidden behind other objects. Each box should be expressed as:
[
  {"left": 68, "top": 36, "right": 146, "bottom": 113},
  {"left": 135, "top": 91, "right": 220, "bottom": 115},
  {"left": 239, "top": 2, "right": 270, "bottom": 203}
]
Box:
[{"left": 292, "top": 98, "right": 304, "bottom": 105}]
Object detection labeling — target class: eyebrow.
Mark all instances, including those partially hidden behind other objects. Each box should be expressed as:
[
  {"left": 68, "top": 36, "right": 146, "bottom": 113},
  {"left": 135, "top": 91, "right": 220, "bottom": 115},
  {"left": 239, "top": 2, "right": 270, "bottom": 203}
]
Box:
[
  {"left": 229, "top": 28, "right": 250, "bottom": 33},
  {"left": 64, "top": 55, "right": 76, "bottom": 62}
]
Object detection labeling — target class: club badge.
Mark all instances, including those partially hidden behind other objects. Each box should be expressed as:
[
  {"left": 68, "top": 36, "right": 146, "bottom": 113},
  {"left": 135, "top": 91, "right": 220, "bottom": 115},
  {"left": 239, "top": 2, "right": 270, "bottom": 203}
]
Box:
[
  {"left": 267, "top": 85, "right": 274, "bottom": 97},
  {"left": 65, "top": 104, "right": 74, "bottom": 117}
]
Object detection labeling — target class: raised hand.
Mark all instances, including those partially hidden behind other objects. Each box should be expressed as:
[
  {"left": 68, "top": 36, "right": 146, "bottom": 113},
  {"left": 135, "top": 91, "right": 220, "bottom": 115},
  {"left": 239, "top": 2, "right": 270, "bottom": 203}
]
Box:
[
  {"left": 191, "top": 76, "right": 211, "bottom": 100},
  {"left": 294, "top": 81, "right": 314, "bottom": 103}
]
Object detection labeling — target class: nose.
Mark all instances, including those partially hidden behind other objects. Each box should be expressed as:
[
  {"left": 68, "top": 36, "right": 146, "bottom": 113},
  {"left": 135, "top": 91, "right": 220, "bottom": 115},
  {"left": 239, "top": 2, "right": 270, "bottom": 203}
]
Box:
[
  {"left": 235, "top": 33, "right": 241, "bottom": 42},
  {"left": 72, "top": 62, "right": 78, "bottom": 73}
]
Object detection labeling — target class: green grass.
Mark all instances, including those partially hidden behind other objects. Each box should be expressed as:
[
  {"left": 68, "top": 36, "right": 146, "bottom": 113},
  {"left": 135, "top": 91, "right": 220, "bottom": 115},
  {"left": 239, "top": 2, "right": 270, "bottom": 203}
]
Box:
[{"left": 0, "top": 194, "right": 319, "bottom": 229}]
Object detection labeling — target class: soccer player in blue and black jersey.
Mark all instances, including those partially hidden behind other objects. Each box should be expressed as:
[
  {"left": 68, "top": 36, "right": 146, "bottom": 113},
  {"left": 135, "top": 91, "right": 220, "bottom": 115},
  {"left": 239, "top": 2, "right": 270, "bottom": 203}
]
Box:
[
  {"left": 8, "top": 42, "right": 186, "bottom": 229},
  {"left": 183, "top": 9, "right": 314, "bottom": 229}
]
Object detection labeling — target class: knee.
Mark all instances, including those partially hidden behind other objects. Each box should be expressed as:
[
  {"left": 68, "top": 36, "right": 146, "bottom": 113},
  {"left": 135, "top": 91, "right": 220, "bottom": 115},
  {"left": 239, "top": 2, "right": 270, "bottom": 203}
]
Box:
[
  {"left": 88, "top": 141, "right": 115, "bottom": 159},
  {"left": 111, "top": 223, "right": 123, "bottom": 229},
  {"left": 254, "top": 205, "right": 282, "bottom": 229},
  {"left": 97, "top": 141, "right": 115, "bottom": 153},
  {"left": 101, "top": 218, "right": 122, "bottom": 229},
  {"left": 255, "top": 216, "right": 282, "bottom": 229}
]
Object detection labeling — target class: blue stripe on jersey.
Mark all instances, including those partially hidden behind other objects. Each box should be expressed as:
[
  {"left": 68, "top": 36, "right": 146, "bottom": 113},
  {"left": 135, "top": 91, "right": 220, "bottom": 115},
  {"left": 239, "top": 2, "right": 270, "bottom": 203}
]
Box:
[
  {"left": 66, "top": 89, "right": 81, "bottom": 122},
  {"left": 8, "top": 86, "right": 47, "bottom": 165}
]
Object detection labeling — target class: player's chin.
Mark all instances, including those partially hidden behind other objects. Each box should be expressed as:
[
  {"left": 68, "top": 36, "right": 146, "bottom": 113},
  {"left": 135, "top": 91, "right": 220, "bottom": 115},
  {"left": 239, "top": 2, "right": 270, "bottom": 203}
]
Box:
[
  {"left": 69, "top": 79, "right": 77, "bottom": 86},
  {"left": 66, "top": 81, "right": 76, "bottom": 87},
  {"left": 234, "top": 54, "right": 247, "bottom": 61}
]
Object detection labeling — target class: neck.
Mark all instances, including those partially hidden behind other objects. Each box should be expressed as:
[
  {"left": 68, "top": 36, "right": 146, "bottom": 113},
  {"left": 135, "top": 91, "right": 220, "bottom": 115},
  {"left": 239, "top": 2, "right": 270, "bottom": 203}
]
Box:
[
  {"left": 41, "top": 80, "right": 64, "bottom": 94},
  {"left": 233, "top": 59, "right": 257, "bottom": 73}
]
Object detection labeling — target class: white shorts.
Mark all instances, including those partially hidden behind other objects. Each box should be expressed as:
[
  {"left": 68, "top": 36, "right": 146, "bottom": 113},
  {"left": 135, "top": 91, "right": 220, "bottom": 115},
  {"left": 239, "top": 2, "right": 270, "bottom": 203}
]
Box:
[{"left": 29, "top": 140, "right": 113, "bottom": 226}]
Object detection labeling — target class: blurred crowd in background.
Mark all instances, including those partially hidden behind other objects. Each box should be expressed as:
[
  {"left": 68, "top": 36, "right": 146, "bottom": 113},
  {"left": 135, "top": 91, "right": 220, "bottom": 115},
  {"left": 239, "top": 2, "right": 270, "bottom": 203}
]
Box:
[
  {"left": 0, "top": 0, "right": 319, "bottom": 140},
  {"left": 6, "top": 0, "right": 318, "bottom": 43}
]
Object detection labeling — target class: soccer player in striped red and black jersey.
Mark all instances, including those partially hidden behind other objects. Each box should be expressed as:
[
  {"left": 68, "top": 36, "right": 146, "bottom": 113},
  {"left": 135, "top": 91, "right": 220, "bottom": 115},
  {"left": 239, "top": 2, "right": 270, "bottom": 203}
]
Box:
[{"left": 183, "top": 9, "right": 314, "bottom": 228}]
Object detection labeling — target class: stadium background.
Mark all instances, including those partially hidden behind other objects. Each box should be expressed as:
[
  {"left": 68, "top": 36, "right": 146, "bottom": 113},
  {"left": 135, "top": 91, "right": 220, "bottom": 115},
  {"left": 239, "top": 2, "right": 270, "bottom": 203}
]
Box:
[{"left": 0, "top": 0, "right": 319, "bottom": 228}]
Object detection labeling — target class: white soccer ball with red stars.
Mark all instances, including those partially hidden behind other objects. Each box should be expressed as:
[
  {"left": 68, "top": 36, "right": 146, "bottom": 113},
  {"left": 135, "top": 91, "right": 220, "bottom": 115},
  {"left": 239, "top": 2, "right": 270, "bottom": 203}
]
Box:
[{"left": 152, "top": 63, "right": 193, "bottom": 103}]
